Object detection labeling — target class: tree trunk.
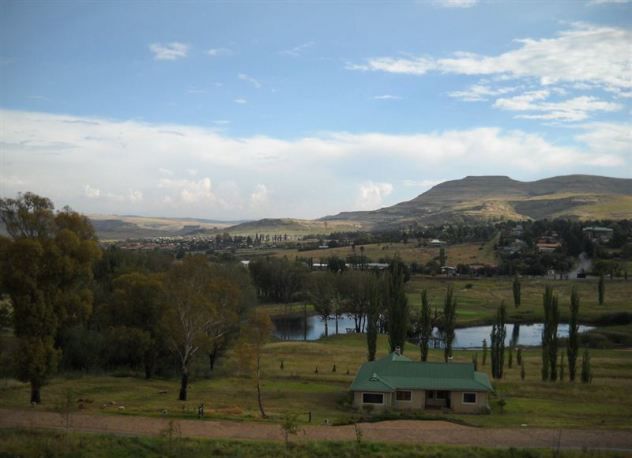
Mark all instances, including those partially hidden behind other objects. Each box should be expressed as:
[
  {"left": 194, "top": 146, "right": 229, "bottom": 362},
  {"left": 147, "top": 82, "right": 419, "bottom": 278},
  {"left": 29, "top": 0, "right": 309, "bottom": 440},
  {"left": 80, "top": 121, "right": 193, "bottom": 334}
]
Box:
[
  {"left": 335, "top": 315, "right": 339, "bottom": 335},
  {"left": 256, "top": 380, "right": 266, "bottom": 418},
  {"left": 179, "top": 371, "right": 188, "bottom": 401},
  {"left": 324, "top": 319, "right": 328, "bottom": 337},
  {"left": 30, "top": 382, "right": 41, "bottom": 404}
]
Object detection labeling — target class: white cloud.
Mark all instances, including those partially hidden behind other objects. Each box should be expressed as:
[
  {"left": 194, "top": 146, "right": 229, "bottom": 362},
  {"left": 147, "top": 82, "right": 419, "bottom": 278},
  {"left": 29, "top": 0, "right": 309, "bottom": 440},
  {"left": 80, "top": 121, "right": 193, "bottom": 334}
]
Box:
[
  {"left": 373, "top": 94, "right": 402, "bottom": 100},
  {"left": 149, "top": 42, "right": 189, "bottom": 61},
  {"left": 1, "top": 109, "right": 629, "bottom": 219},
  {"left": 349, "top": 24, "right": 632, "bottom": 92},
  {"left": 279, "top": 41, "right": 315, "bottom": 57},
  {"left": 250, "top": 184, "right": 269, "bottom": 207},
  {"left": 575, "top": 122, "right": 632, "bottom": 155},
  {"left": 448, "top": 84, "right": 517, "bottom": 102},
  {"left": 238, "top": 73, "right": 262, "bottom": 88},
  {"left": 84, "top": 185, "right": 101, "bottom": 198},
  {"left": 494, "top": 91, "right": 622, "bottom": 121},
  {"left": 356, "top": 182, "right": 394, "bottom": 210},
  {"left": 433, "top": 0, "right": 478, "bottom": 8},
  {"left": 234, "top": 98, "right": 247, "bottom": 104},
  {"left": 207, "top": 48, "right": 232, "bottom": 57},
  {"left": 402, "top": 179, "right": 444, "bottom": 189},
  {"left": 159, "top": 177, "right": 216, "bottom": 204}
]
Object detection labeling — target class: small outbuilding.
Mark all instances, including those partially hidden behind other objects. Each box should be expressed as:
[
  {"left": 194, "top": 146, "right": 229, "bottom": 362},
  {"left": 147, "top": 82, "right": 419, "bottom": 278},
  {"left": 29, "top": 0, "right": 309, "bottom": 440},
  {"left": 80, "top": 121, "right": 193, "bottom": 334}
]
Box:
[{"left": 350, "top": 350, "right": 493, "bottom": 414}]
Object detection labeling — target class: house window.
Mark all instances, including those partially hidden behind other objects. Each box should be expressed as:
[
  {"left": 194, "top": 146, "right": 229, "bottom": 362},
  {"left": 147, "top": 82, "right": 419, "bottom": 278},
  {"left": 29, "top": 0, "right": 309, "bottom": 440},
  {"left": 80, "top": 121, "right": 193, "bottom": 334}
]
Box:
[
  {"left": 462, "top": 392, "right": 477, "bottom": 404},
  {"left": 396, "top": 390, "right": 412, "bottom": 401},
  {"left": 362, "top": 393, "right": 384, "bottom": 404}
]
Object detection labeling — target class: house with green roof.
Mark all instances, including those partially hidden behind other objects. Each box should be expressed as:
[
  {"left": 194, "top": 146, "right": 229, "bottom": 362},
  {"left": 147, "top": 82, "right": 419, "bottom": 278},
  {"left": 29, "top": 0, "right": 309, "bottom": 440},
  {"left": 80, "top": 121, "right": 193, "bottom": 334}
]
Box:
[{"left": 350, "top": 349, "right": 493, "bottom": 414}]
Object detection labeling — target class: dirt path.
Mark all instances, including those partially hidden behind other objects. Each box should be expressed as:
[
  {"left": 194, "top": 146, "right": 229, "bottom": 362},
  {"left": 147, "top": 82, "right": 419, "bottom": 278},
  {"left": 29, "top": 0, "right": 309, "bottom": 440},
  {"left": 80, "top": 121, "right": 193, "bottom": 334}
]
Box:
[{"left": 1, "top": 408, "right": 631, "bottom": 451}]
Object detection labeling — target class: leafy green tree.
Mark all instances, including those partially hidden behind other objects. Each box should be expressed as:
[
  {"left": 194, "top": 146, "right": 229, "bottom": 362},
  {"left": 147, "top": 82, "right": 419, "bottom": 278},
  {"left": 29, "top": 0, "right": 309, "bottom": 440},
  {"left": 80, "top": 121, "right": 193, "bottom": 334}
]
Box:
[
  {"left": 108, "top": 272, "right": 165, "bottom": 378},
  {"left": 419, "top": 289, "right": 432, "bottom": 362},
  {"left": 162, "top": 256, "right": 241, "bottom": 401},
  {"left": 567, "top": 286, "right": 580, "bottom": 382},
  {"left": 512, "top": 275, "right": 521, "bottom": 308},
  {"left": 490, "top": 302, "right": 507, "bottom": 379},
  {"left": 0, "top": 193, "right": 100, "bottom": 404},
  {"left": 442, "top": 285, "right": 457, "bottom": 362},
  {"left": 439, "top": 247, "right": 447, "bottom": 267},
  {"left": 482, "top": 338, "right": 488, "bottom": 366},
  {"left": 385, "top": 261, "right": 409, "bottom": 354}
]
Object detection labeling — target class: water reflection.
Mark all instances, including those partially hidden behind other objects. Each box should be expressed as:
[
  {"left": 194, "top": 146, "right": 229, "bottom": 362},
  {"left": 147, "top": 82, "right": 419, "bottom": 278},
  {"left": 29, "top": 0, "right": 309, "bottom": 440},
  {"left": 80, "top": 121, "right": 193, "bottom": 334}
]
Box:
[{"left": 272, "top": 314, "right": 593, "bottom": 348}]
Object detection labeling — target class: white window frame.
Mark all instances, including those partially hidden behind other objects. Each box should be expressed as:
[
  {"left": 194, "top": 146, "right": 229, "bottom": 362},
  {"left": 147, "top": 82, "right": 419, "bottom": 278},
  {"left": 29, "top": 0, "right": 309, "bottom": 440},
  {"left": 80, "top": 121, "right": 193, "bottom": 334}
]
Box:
[
  {"left": 395, "top": 390, "right": 412, "bottom": 402},
  {"left": 462, "top": 392, "right": 477, "bottom": 404},
  {"left": 362, "top": 392, "right": 385, "bottom": 405}
]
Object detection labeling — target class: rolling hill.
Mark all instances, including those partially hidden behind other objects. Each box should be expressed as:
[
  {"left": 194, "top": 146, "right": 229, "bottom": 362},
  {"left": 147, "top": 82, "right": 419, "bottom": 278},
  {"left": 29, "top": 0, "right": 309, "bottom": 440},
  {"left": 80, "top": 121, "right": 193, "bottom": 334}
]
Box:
[{"left": 321, "top": 175, "right": 632, "bottom": 230}]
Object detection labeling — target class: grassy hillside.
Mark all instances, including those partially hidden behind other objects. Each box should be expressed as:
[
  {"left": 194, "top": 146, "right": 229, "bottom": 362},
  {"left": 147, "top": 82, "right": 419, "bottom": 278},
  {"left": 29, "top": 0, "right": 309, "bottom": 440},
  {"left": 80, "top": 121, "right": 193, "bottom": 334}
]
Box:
[{"left": 324, "top": 175, "right": 632, "bottom": 230}]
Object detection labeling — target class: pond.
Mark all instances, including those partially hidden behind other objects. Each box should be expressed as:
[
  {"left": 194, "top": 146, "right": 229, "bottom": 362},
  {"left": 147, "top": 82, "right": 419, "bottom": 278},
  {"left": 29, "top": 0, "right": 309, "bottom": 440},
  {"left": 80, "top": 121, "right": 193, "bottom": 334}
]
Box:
[{"left": 272, "top": 314, "right": 594, "bottom": 348}]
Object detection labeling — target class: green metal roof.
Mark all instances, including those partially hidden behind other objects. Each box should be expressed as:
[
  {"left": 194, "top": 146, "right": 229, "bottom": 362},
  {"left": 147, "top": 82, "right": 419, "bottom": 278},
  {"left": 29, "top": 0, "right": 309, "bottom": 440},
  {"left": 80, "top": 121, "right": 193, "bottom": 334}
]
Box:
[{"left": 350, "top": 352, "right": 493, "bottom": 393}]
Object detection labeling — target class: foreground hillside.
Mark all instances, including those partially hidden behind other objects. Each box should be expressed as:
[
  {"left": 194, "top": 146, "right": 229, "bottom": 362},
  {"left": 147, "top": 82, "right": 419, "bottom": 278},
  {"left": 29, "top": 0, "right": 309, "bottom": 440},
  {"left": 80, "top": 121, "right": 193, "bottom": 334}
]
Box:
[{"left": 323, "top": 175, "right": 632, "bottom": 230}]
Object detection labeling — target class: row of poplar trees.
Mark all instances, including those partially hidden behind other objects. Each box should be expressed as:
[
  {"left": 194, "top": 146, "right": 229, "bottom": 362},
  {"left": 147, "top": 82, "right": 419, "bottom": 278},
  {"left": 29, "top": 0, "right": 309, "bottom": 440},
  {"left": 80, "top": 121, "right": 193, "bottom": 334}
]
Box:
[{"left": 489, "top": 285, "right": 589, "bottom": 383}]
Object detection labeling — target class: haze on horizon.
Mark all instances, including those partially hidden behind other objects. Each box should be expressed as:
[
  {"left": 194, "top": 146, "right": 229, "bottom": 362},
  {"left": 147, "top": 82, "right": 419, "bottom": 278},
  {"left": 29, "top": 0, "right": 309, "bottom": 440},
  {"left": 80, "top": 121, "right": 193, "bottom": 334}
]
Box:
[{"left": 1, "top": 1, "right": 630, "bottom": 221}]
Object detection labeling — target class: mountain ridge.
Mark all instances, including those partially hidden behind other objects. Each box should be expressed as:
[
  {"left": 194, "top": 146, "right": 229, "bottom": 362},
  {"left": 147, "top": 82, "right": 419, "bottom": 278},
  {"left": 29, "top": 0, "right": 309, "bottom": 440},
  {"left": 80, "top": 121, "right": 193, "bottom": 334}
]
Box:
[{"left": 321, "top": 174, "right": 632, "bottom": 230}]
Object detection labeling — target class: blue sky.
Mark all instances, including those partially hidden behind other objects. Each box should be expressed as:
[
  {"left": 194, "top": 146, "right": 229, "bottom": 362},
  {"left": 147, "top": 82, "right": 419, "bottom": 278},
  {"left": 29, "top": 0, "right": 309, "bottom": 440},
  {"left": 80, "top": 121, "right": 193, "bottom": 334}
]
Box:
[{"left": 1, "top": 0, "right": 630, "bottom": 219}]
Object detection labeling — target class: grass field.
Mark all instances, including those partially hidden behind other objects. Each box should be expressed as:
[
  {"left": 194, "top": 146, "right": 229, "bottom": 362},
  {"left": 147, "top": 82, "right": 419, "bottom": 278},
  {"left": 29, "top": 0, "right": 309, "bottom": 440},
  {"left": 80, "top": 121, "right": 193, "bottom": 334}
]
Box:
[
  {"left": 271, "top": 241, "right": 498, "bottom": 266},
  {"left": 1, "top": 333, "right": 631, "bottom": 430},
  {"left": 405, "top": 276, "right": 632, "bottom": 326},
  {"left": 1, "top": 430, "right": 624, "bottom": 458}
]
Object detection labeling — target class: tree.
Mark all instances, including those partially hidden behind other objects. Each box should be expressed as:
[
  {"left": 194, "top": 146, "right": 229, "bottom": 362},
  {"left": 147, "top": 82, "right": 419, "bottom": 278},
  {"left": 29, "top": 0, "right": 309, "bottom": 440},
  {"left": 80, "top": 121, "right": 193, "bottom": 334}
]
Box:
[
  {"left": 482, "top": 338, "right": 488, "bottom": 366},
  {"left": 512, "top": 275, "right": 521, "bottom": 308},
  {"left": 108, "top": 273, "right": 165, "bottom": 378},
  {"left": 598, "top": 275, "right": 605, "bottom": 305},
  {"left": 309, "top": 272, "right": 335, "bottom": 337},
  {"left": 365, "top": 275, "right": 380, "bottom": 361},
  {"left": 541, "top": 286, "right": 559, "bottom": 382},
  {"left": 581, "top": 349, "right": 592, "bottom": 384},
  {"left": 162, "top": 256, "right": 240, "bottom": 401},
  {"left": 442, "top": 285, "right": 457, "bottom": 363},
  {"left": 419, "top": 289, "right": 432, "bottom": 362},
  {"left": 0, "top": 194, "right": 100, "bottom": 404},
  {"left": 236, "top": 309, "right": 274, "bottom": 418},
  {"left": 385, "top": 261, "right": 409, "bottom": 354},
  {"left": 439, "top": 247, "right": 447, "bottom": 267},
  {"left": 567, "top": 286, "right": 580, "bottom": 382},
  {"left": 490, "top": 302, "right": 507, "bottom": 379}
]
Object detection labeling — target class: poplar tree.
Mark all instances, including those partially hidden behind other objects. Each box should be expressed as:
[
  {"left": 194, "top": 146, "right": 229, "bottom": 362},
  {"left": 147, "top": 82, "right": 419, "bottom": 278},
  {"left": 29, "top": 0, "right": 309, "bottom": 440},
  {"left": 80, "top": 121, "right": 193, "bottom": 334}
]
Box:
[
  {"left": 541, "top": 286, "right": 559, "bottom": 381},
  {"left": 581, "top": 349, "right": 592, "bottom": 384},
  {"left": 443, "top": 285, "right": 457, "bottom": 362},
  {"left": 567, "top": 286, "right": 580, "bottom": 382},
  {"left": 419, "top": 289, "right": 432, "bottom": 362},
  {"left": 386, "top": 261, "right": 409, "bottom": 354},
  {"left": 366, "top": 276, "right": 379, "bottom": 361},
  {"left": 490, "top": 302, "right": 507, "bottom": 379},
  {"left": 598, "top": 275, "right": 605, "bottom": 305},
  {"left": 512, "top": 274, "right": 521, "bottom": 308}
]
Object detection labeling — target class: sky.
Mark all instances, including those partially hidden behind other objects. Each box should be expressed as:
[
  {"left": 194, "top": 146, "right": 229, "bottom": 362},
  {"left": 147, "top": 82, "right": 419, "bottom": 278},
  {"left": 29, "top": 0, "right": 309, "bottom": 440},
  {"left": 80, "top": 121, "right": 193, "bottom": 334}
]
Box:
[{"left": 0, "top": 0, "right": 630, "bottom": 220}]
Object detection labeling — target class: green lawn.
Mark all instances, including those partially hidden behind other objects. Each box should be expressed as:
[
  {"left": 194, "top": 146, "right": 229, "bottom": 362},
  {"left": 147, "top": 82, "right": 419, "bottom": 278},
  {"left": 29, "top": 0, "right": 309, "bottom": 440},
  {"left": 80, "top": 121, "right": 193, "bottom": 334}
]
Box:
[
  {"left": 1, "top": 430, "right": 623, "bottom": 458},
  {"left": 1, "top": 333, "right": 631, "bottom": 430}
]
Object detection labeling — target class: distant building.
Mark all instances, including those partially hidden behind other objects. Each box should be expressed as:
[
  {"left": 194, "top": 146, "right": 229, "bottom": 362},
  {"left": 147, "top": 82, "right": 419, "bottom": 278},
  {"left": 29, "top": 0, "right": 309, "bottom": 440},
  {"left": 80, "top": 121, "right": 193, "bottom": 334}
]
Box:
[
  {"left": 350, "top": 350, "right": 493, "bottom": 414},
  {"left": 536, "top": 241, "right": 562, "bottom": 253},
  {"left": 430, "top": 239, "right": 446, "bottom": 247},
  {"left": 582, "top": 226, "right": 614, "bottom": 243}
]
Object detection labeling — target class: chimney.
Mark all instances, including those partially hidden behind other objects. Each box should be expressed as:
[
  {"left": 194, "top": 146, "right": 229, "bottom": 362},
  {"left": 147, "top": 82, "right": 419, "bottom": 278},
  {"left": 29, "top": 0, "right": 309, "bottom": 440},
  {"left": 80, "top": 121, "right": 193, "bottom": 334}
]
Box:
[{"left": 395, "top": 346, "right": 401, "bottom": 356}]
